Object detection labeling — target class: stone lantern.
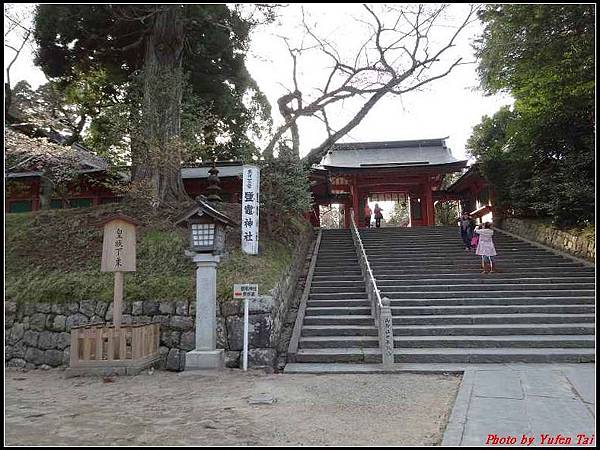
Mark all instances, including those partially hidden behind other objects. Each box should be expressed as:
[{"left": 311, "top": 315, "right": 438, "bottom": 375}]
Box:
[{"left": 175, "top": 197, "right": 237, "bottom": 370}]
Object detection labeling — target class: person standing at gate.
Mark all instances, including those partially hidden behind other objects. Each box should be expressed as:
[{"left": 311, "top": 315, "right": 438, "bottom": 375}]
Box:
[
  {"left": 374, "top": 203, "right": 384, "bottom": 228},
  {"left": 364, "top": 203, "right": 372, "bottom": 228},
  {"left": 458, "top": 212, "right": 472, "bottom": 251},
  {"left": 475, "top": 222, "right": 497, "bottom": 273}
]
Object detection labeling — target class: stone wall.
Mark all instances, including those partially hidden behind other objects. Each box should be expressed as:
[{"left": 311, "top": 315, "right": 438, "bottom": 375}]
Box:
[
  {"left": 5, "top": 226, "right": 315, "bottom": 372},
  {"left": 497, "top": 218, "right": 595, "bottom": 262}
]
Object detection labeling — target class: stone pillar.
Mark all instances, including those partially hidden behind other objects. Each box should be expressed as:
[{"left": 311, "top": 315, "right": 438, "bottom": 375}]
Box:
[{"left": 185, "top": 253, "right": 224, "bottom": 370}]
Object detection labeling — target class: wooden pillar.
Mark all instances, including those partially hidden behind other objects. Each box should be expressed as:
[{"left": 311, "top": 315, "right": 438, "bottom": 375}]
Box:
[
  {"left": 423, "top": 179, "right": 435, "bottom": 226},
  {"left": 312, "top": 203, "right": 321, "bottom": 227},
  {"left": 351, "top": 176, "right": 360, "bottom": 228}
]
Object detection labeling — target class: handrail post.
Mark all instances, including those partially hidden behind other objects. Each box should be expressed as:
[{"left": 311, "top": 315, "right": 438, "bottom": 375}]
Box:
[
  {"left": 349, "top": 209, "right": 395, "bottom": 367},
  {"left": 379, "top": 297, "right": 394, "bottom": 368}
]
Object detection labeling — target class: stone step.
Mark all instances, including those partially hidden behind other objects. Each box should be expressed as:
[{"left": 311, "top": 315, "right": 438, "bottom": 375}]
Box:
[
  {"left": 299, "top": 336, "right": 379, "bottom": 348},
  {"left": 377, "top": 276, "right": 596, "bottom": 285},
  {"left": 385, "top": 297, "right": 596, "bottom": 307},
  {"left": 373, "top": 267, "right": 592, "bottom": 275},
  {"left": 310, "top": 286, "right": 367, "bottom": 294},
  {"left": 305, "top": 306, "right": 372, "bottom": 316},
  {"left": 368, "top": 256, "right": 571, "bottom": 263},
  {"left": 384, "top": 289, "right": 595, "bottom": 299},
  {"left": 388, "top": 304, "right": 595, "bottom": 316},
  {"left": 393, "top": 335, "right": 596, "bottom": 348},
  {"left": 312, "top": 280, "right": 366, "bottom": 287},
  {"left": 391, "top": 348, "right": 595, "bottom": 363},
  {"left": 307, "top": 299, "right": 371, "bottom": 307},
  {"left": 309, "top": 292, "right": 370, "bottom": 300},
  {"left": 304, "top": 315, "right": 375, "bottom": 325},
  {"left": 392, "top": 323, "right": 596, "bottom": 336},
  {"left": 370, "top": 262, "right": 584, "bottom": 271},
  {"left": 391, "top": 313, "right": 595, "bottom": 325},
  {"left": 301, "top": 325, "right": 379, "bottom": 337},
  {"left": 294, "top": 348, "right": 382, "bottom": 363},
  {"left": 383, "top": 283, "right": 596, "bottom": 292}
]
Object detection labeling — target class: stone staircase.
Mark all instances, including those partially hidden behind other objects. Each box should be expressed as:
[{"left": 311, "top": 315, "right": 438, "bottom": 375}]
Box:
[
  {"left": 291, "top": 229, "right": 381, "bottom": 363},
  {"left": 361, "top": 226, "right": 595, "bottom": 363}
]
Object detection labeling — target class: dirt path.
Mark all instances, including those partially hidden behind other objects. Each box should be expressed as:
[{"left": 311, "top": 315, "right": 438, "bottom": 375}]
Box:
[{"left": 5, "top": 368, "right": 461, "bottom": 446}]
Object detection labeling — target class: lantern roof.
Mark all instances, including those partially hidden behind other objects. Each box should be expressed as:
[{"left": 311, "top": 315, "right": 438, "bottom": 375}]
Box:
[{"left": 174, "top": 196, "right": 238, "bottom": 228}]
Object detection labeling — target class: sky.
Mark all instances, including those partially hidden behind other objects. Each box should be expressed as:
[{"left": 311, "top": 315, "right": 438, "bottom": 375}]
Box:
[{"left": 5, "top": 3, "right": 513, "bottom": 163}]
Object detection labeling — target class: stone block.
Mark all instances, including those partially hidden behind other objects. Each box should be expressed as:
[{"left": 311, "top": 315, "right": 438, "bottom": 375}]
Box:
[
  {"left": 159, "top": 302, "right": 175, "bottom": 315},
  {"left": 36, "top": 303, "right": 52, "bottom": 313},
  {"left": 66, "top": 302, "right": 80, "bottom": 314},
  {"left": 216, "top": 317, "right": 227, "bottom": 349},
  {"left": 160, "top": 331, "right": 181, "bottom": 348},
  {"left": 23, "top": 330, "right": 39, "bottom": 347},
  {"left": 136, "top": 315, "right": 152, "bottom": 325},
  {"left": 248, "top": 348, "right": 277, "bottom": 368},
  {"left": 225, "top": 351, "right": 240, "bottom": 368},
  {"left": 24, "top": 347, "right": 45, "bottom": 365},
  {"left": 249, "top": 296, "right": 274, "bottom": 314},
  {"left": 51, "top": 303, "right": 65, "bottom": 315},
  {"left": 120, "top": 314, "right": 133, "bottom": 325},
  {"left": 79, "top": 300, "right": 97, "bottom": 317},
  {"left": 11, "top": 342, "right": 26, "bottom": 359},
  {"left": 62, "top": 348, "right": 70, "bottom": 366},
  {"left": 44, "top": 350, "right": 64, "bottom": 367},
  {"left": 9, "top": 323, "right": 25, "bottom": 344},
  {"left": 89, "top": 315, "right": 105, "bottom": 325},
  {"left": 38, "top": 331, "right": 58, "bottom": 350},
  {"left": 152, "top": 315, "right": 170, "bottom": 326},
  {"left": 180, "top": 331, "right": 195, "bottom": 351},
  {"left": 5, "top": 345, "right": 12, "bottom": 361},
  {"left": 50, "top": 315, "right": 67, "bottom": 331},
  {"left": 143, "top": 301, "right": 159, "bottom": 316},
  {"left": 95, "top": 302, "right": 109, "bottom": 318},
  {"left": 57, "top": 332, "right": 71, "bottom": 350},
  {"left": 226, "top": 314, "right": 273, "bottom": 351},
  {"left": 65, "top": 313, "right": 88, "bottom": 331},
  {"left": 45, "top": 314, "right": 55, "bottom": 329},
  {"left": 175, "top": 300, "right": 189, "bottom": 316},
  {"left": 170, "top": 315, "right": 193, "bottom": 331},
  {"left": 221, "top": 299, "right": 241, "bottom": 317},
  {"left": 7, "top": 358, "right": 26, "bottom": 368},
  {"left": 30, "top": 313, "right": 47, "bottom": 332},
  {"left": 132, "top": 301, "right": 144, "bottom": 316},
  {"left": 5, "top": 301, "right": 17, "bottom": 316},
  {"left": 5, "top": 316, "right": 14, "bottom": 328},
  {"left": 166, "top": 348, "right": 185, "bottom": 372}
]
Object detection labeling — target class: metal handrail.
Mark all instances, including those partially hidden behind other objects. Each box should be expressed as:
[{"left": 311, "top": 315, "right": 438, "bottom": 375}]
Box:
[{"left": 349, "top": 211, "right": 383, "bottom": 309}]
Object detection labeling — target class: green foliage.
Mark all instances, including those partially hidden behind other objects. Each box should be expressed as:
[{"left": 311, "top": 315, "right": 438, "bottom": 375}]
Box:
[
  {"left": 33, "top": 4, "right": 272, "bottom": 163},
  {"left": 260, "top": 143, "right": 313, "bottom": 233},
  {"left": 470, "top": 4, "right": 594, "bottom": 227},
  {"left": 386, "top": 201, "right": 409, "bottom": 226},
  {"left": 5, "top": 205, "right": 298, "bottom": 303}
]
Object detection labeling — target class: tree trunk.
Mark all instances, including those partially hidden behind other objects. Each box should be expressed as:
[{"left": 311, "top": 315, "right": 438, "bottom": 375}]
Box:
[{"left": 131, "top": 5, "right": 189, "bottom": 204}]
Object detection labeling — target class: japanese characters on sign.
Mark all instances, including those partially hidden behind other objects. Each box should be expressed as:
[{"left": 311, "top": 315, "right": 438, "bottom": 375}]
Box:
[
  {"left": 233, "top": 284, "right": 259, "bottom": 300},
  {"left": 241, "top": 165, "right": 260, "bottom": 255},
  {"left": 101, "top": 219, "right": 136, "bottom": 272}
]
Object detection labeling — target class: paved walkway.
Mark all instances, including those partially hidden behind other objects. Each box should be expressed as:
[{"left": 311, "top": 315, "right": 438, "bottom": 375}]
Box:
[{"left": 442, "top": 364, "right": 595, "bottom": 446}]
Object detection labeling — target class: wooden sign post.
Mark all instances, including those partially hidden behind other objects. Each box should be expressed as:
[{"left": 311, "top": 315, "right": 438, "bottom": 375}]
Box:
[{"left": 100, "top": 214, "right": 139, "bottom": 330}]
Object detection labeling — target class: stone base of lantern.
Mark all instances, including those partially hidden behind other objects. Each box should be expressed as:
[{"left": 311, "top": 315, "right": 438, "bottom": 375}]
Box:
[{"left": 185, "top": 349, "right": 225, "bottom": 370}]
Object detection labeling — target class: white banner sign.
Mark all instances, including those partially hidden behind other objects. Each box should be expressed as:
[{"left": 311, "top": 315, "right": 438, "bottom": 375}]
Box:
[
  {"left": 241, "top": 165, "right": 260, "bottom": 255},
  {"left": 233, "top": 284, "right": 258, "bottom": 300}
]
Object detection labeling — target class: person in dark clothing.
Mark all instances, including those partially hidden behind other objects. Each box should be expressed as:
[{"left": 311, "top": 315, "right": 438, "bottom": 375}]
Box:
[
  {"left": 374, "top": 203, "right": 384, "bottom": 228},
  {"left": 458, "top": 212, "right": 474, "bottom": 250}
]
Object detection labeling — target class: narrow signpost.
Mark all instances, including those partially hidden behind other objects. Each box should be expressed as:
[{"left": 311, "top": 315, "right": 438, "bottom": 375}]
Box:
[
  {"left": 233, "top": 283, "right": 258, "bottom": 371},
  {"left": 100, "top": 215, "right": 138, "bottom": 330},
  {"left": 241, "top": 165, "right": 260, "bottom": 255}
]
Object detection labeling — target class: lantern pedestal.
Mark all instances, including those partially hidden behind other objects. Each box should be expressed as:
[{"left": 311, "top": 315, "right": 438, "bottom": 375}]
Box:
[{"left": 185, "top": 253, "right": 224, "bottom": 370}]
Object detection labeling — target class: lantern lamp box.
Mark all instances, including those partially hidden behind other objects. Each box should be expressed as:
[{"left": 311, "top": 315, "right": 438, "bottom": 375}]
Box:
[{"left": 174, "top": 197, "right": 238, "bottom": 255}]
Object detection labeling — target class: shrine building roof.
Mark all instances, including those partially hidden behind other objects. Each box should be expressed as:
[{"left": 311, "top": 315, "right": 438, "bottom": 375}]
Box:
[{"left": 319, "top": 137, "right": 467, "bottom": 170}]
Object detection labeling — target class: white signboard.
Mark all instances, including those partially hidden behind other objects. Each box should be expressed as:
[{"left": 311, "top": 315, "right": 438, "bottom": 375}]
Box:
[
  {"left": 233, "top": 284, "right": 258, "bottom": 300},
  {"left": 241, "top": 165, "right": 260, "bottom": 255}
]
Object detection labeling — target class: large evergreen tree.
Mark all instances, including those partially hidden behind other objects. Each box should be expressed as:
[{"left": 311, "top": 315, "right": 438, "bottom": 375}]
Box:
[
  {"left": 33, "top": 4, "right": 272, "bottom": 203},
  {"left": 470, "top": 4, "right": 594, "bottom": 227}
]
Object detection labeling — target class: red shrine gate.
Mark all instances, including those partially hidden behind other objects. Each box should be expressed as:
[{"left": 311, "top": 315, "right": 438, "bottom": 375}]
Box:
[{"left": 308, "top": 138, "right": 467, "bottom": 228}]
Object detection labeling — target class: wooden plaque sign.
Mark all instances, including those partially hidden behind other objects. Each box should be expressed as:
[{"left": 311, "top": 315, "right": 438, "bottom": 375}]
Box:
[{"left": 101, "top": 217, "right": 137, "bottom": 272}]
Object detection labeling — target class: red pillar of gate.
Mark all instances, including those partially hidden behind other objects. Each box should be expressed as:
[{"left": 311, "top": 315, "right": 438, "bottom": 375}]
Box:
[
  {"left": 424, "top": 178, "right": 435, "bottom": 226},
  {"left": 351, "top": 176, "right": 360, "bottom": 228}
]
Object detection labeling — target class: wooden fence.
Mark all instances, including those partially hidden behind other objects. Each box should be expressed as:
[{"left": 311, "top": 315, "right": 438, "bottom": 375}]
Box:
[{"left": 69, "top": 323, "right": 160, "bottom": 368}]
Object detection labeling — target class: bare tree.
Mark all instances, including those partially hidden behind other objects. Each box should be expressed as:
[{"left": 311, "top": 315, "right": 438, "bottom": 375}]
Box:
[
  {"left": 4, "top": 4, "right": 34, "bottom": 118},
  {"left": 263, "top": 4, "right": 478, "bottom": 165}
]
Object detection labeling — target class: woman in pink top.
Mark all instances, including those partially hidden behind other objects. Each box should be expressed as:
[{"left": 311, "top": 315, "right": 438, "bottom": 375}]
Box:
[
  {"left": 475, "top": 222, "right": 497, "bottom": 273},
  {"left": 364, "top": 204, "right": 372, "bottom": 228}
]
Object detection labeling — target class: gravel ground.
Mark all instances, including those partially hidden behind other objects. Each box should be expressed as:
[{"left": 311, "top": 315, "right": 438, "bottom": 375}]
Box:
[{"left": 5, "top": 368, "right": 461, "bottom": 446}]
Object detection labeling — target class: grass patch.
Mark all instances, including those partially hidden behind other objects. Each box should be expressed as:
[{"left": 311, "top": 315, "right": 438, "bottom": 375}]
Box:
[{"left": 5, "top": 203, "right": 307, "bottom": 304}]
